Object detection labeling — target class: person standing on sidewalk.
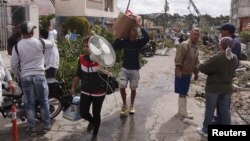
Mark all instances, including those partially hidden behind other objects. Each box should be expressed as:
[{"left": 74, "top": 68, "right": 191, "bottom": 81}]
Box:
[
  {"left": 11, "top": 21, "right": 51, "bottom": 135},
  {"left": 40, "top": 29, "right": 59, "bottom": 80},
  {"left": 71, "top": 36, "right": 109, "bottom": 140},
  {"left": 174, "top": 28, "right": 200, "bottom": 119},
  {"left": 48, "top": 25, "right": 58, "bottom": 43},
  {"left": 7, "top": 24, "right": 21, "bottom": 55},
  {"left": 197, "top": 37, "right": 238, "bottom": 137},
  {"left": 112, "top": 15, "right": 150, "bottom": 116}
]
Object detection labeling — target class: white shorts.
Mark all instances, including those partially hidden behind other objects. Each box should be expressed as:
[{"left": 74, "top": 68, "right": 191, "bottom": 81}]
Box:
[{"left": 119, "top": 67, "right": 140, "bottom": 90}]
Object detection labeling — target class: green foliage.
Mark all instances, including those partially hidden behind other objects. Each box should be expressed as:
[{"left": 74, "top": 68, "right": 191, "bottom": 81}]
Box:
[
  {"left": 56, "top": 39, "right": 83, "bottom": 88},
  {"left": 39, "top": 14, "right": 55, "bottom": 30},
  {"left": 143, "top": 13, "right": 229, "bottom": 29},
  {"left": 92, "top": 25, "right": 115, "bottom": 43},
  {"left": 61, "top": 17, "right": 90, "bottom": 37},
  {"left": 239, "top": 31, "right": 250, "bottom": 44},
  {"left": 156, "top": 38, "right": 175, "bottom": 48},
  {"left": 149, "top": 32, "right": 155, "bottom": 40}
]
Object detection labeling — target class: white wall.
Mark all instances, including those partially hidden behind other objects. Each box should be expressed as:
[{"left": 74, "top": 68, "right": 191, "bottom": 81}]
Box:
[
  {"left": 55, "top": 0, "right": 85, "bottom": 16},
  {"left": 27, "top": 4, "right": 39, "bottom": 38},
  {"left": 231, "top": 0, "right": 250, "bottom": 31},
  {"left": 55, "top": 0, "right": 119, "bottom": 18}
]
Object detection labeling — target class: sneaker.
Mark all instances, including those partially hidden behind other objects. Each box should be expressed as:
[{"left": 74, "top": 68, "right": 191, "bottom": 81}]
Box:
[
  {"left": 120, "top": 105, "right": 128, "bottom": 116},
  {"left": 43, "top": 124, "right": 52, "bottom": 132},
  {"left": 129, "top": 106, "right": 136, "bottom": 114},
  {"left": 87, "top": 123, "right": 94, "bottom": 133},
  {"left": 197, "top": 128, "right": 208, "bottom": 137}
]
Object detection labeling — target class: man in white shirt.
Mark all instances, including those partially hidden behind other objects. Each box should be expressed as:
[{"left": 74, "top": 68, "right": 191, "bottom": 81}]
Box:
[
  {"left": 48, "top": 26, "right": 57, "bottom": 43},
  {"left": 11, "top": 21, "right": 52, "bottom": 135},
  {"left": 40, "top": 29, "right": 60, "bottom": 80}
]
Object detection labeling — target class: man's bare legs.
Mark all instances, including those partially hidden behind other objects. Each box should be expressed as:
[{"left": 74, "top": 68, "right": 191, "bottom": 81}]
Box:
[
  {"left": 120, "top": 88, "right": 127, "bottom": 106},
  {"left": 120, "top": 88, "right": 136, "bottom": 115},
  {"left": 129, "top": 89, "right": 136, "bottom": 114},
  {"left": 120, "top": 88, "right": 128, "bottom": 115}
]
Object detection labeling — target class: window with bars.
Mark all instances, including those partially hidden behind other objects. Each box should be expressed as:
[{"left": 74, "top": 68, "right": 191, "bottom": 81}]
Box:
[{"left": 105, "top": 0, "right": 113, "bottom": 12}]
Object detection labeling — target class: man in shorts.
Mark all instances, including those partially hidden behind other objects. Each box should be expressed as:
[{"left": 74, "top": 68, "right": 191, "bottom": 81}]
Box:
[
  {"left": 174, "top": 28, "right": 200, "bottom": 119},
  {"left": 113, "top": 15, "right": 149, "bottom": 115}
]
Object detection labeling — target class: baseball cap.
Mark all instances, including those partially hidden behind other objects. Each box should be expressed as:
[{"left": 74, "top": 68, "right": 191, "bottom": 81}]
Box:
[
  {"left": 20, "top": 21, "right": 37, "bottom": 34},
  {"left": 217, "top": 23, "right": 235, "bottom": 34}
]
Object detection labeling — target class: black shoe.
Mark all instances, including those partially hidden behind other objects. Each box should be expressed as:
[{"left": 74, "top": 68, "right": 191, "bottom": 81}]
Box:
[
  {"left": 29, "top": 127, "right": 38, "bottom": 137},
  {"left": 87, "top": 123, "right": 94, "bottom": 133},
  {"left": 43, "top": 124, "right": 52, "bottom": 132}
]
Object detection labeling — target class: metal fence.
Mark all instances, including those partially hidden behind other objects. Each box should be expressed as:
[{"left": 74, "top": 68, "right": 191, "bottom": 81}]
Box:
[{"left": 0, "top": 0, "right": 8, "bottom": 51}]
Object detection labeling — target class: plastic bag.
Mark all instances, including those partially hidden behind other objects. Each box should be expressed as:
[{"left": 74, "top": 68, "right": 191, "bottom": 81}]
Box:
[{"left": 62, "top": 96, "right": 81, "bottom": 121}]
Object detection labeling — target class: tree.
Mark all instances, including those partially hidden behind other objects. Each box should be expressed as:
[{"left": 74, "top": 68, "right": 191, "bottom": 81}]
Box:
[
  {"left": 39, "top": 14, "right": 55, "bottom": 30},
  {"left": 61, "top": 17, "right": 90, "bottom": 37}
]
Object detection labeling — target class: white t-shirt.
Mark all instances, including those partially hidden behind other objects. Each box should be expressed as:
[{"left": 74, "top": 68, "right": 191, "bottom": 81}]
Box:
[
  {"left": 174, "top": 37, "right": 180, "bottom": 45},
  {"left": 48, "top": 29, "right": 57, "bottom": 43},
  {"left": 44, "top": 39, "right": 60, "bottom": 69}
]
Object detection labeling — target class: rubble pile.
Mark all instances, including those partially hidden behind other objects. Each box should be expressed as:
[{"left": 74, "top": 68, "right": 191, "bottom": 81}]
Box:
[
  {"left": 234, "top": 61, "right": 250, "bottom": 91},
  {"left": 231, "top": 92, "right": 250, "bottom": 124}
]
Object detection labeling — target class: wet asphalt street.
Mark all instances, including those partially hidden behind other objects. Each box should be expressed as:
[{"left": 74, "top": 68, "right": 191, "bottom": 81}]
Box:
[{"left": 0, "top": 49, "right": 207, "bottom": 141}]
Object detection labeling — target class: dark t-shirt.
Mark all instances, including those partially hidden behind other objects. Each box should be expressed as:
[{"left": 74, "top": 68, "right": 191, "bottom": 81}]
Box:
[
  {"left": 7, "top": 34, "right": 21, "bottom": 55},
  {"left": 112, "top": 28, "right": 150, "bottom": 70}
]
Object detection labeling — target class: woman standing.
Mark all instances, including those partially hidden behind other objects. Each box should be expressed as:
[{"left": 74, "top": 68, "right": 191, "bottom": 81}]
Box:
[
  {"left": 71, "top": 36, "right": 108, "bottom": 140},
  {"left": 197, "top": 37, "right": 238, "bottom": 137}
]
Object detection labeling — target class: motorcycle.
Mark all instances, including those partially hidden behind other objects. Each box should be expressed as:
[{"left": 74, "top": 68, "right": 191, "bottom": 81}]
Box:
[
  {"left": 141, "top": 41, "right": 156, "bottom": 57},
  {"left": 0, "top": 78, "right": 71, "bottom": 121}
]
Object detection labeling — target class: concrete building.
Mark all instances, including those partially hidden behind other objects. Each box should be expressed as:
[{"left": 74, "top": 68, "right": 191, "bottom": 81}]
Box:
[
  {"left": 55, "top": 0, "right": 119, "bottom": 18},
  {"left": 231, "top": 0, "right": 250, "bottom": 32},
  {"left": 0, "top": 0, "right": 39, "bottom": 49}
]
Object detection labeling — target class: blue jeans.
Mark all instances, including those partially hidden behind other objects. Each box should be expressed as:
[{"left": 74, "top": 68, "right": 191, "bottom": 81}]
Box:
[
  {"left": 21, "top": 75, "right": 51, "bottom": 128},
  {"left": 202, "top": 92, "right": 231, "bottom": 133}
]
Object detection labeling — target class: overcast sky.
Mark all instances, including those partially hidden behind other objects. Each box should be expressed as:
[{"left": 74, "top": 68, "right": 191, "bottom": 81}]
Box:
[{"left": 117, "top": 0, "right": 231, "bottom": 17}]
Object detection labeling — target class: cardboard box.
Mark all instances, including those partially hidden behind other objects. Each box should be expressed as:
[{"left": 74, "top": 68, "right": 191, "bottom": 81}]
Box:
[{"left": 112, "top": 13, "right": 137, "bottom": 39}]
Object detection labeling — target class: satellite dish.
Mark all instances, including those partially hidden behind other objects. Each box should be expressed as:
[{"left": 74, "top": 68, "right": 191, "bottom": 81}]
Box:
[{"left": 88, "top": 35, "right": 116, "bottom": 67}]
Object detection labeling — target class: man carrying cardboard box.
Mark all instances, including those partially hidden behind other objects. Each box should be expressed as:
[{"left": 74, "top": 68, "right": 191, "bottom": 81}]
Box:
[{"left": 112, "top": 14, "right": 150, "bottom": 116}]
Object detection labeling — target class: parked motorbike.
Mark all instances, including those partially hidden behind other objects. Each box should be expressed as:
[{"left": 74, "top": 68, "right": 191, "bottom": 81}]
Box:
[
  {"left": 0, "top": 78, "right": 71, "bottom": 121},
  {"left": 141, "top": 41, "right": 156, "bottom": 57}
]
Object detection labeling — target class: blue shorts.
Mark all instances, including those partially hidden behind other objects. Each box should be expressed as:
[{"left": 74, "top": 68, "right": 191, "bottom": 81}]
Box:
[{"left": 175, "top": 75, "right": 191, "bottom": 95}]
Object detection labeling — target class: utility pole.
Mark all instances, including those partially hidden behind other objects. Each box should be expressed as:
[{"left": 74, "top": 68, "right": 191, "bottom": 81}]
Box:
[
  {"left": 163, "top": 0, "right": 169, "bottom": 29},
  {"left": 188, "top": 0, "right": 204, "bottom": 28},
  {"left": 126, "top": 0, "right": 131, "bottom": 12}
]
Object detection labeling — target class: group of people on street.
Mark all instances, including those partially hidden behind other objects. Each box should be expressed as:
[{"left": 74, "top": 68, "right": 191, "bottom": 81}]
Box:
[
  {"left": 174, "top": 23, "right": 240, "bottom": 137},
  {"left": 0, "top": 15, "right": 241, "bottom": 140},
  {"left": 2, "top": 21, "right": 59, "bottom": 136}
]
